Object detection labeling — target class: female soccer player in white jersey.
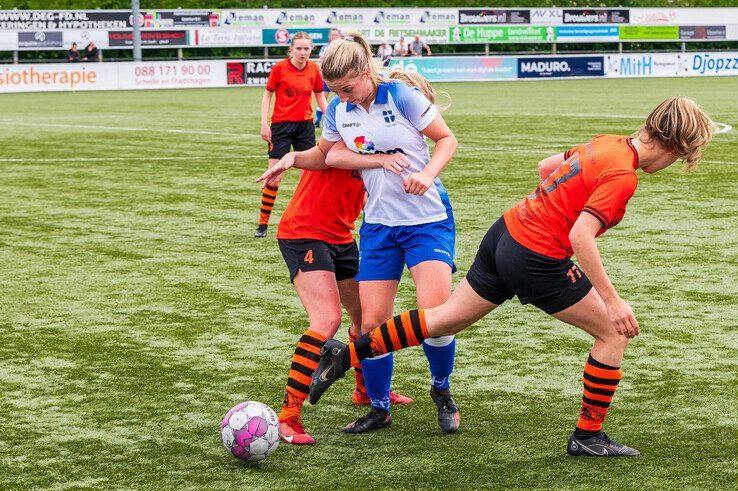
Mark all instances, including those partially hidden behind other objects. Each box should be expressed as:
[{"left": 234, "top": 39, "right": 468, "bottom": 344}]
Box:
[{"left": 260, "top": 30, "right": 461, "bottom": 434}]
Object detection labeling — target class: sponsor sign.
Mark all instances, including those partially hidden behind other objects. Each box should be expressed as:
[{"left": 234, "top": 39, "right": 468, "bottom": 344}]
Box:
[
  {"left": 605, "top": 53, "right": 686, "bottom": 78},
  {"left": 679, "top": 26, "right": 726, "bottom": 40},
  {"left": 221, "top": 10, "right": 267, "bottom": 27},
  {"left": 0, "top": 11, "right": 133, "bottom": 30},
  {"left": 688, "top": 52, "right": 738, "bottom": 76},
  {"left": 0, "top": 62, "right": 116, "bottom": 92},
  {"left": 530, "top": 9, "right": 562, "bottom": 26},
  {"left": 562, "top": 9, "right": 629, "bottom": 24},
  {"left": 371, "top": 10, "right": 414, "bottom": 25},
  {"left": 555, "top": 26, "right": 619, "bottom": 42},
  {"left": 262, "top": 28, "right": 330, "bottom": 45},
  {"left": 18, "top": 30, "right": 63, "bottom": 48},
  {"left": 619, "top": 26, "right": 679, "bottom": 41},
  {"left": 518, "top": 56, "right": 604, "bottom": 78},
  {"left": 354, "top": 27, "right": 448, "bottom": 44},
  {"left": 226, "top": 60, "right": 279, "bottom": 85},
  {"left": 629, "top": 8, "right": 738, "bottom": 26},
  {"left": 118, "top": 61, "right": 224, "bottom": 89},
  {"left": 108, "top": 30, "right": 188, "bottom": 47},
  {"left": 388, "top": 56, "right": 518, "bottom": 82},
  {"left": 62, "top": 30, "right": 109, "bottom": 50},
  {"left": 728, "top": 25, "right": 738, "bottom": 41},
  {"left": 418, "top": 9, "right": 457, "bottom": 26},
  {"left": 194, "top": 28, "right": 261, "bottom": 47},
  {"left": 143, "top": 11, "right": 214, "bottom": 28},
  {"left": 451, "top": 26, "right": 552, "bottom": 43},
  {"left": 457, "top": 9, "right": 530, "bottom": 25}
]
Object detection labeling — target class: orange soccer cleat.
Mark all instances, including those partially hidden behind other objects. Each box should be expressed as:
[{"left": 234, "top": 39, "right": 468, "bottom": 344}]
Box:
[
  {"left": 351, "top": 388, "right": 414, "bottom": 406},
  {"left": 279, "top": 416, "right": 315, "bottom": 445}
]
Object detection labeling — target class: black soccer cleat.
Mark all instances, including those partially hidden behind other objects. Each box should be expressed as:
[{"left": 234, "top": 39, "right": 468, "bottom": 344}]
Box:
[
  {"left": 309, "top": 339, "right": 351, "bottom": 405},
  {"left": 254, "top": 224, "right": 268, "bottom": 238},
  {"left": 430, "top": 386, "right": 460, "bottom": 434},
  {"left": 567, "top": 432, "right": 640, "bottom": 457},
  {"left": 341, "top": 410, "right": 391, "bottom": 434}
]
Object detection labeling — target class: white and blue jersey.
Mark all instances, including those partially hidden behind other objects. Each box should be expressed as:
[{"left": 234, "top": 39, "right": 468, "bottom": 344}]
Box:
[
  {"left": 322, "top": 81, "right": 452, "bottom": 227},
  {"left": 322, "top": 80, "right": 456, "bottom": 281}
]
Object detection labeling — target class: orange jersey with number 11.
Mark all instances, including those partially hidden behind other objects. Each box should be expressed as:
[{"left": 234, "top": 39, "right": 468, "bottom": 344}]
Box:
[{"left": 503, "top": 134, "right": 639, "bottom": 259}]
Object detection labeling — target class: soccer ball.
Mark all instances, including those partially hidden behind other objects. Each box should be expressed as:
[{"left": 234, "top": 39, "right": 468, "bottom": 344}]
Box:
[{"left": 220, "top": 401, "right": 280, "bottom": 462}]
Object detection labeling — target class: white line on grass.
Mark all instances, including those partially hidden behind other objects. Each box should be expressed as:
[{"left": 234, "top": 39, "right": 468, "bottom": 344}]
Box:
[
  {"left": 0, "top": 156, "right": 264, "bottom": 163},
  {"left": 0, "top": 120, "right": 261, "bottom": 139}
]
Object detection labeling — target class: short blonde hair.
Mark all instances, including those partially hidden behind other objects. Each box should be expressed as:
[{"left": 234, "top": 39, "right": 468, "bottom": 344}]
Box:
[{"left": 641, "top": 97, "right": 717, "bottom": 172}]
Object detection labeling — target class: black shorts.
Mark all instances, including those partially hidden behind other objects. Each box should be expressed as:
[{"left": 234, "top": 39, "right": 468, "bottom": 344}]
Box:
[
  {"left": 466, "top": 217, "right": 592, "bottom": 315},
  {"left": 269, "top": 121, "right": 316, "bottom": 159},
  {"left": 278, "top": 239, "right": 359, "bottom": 283}
]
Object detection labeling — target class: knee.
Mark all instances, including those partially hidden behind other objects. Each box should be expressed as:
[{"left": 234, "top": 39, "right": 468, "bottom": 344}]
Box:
[
  {"left": 309, "top": 312, "right": 342, "bottom": 339},
  {"left": 600, "top": 331, "right": 630, "bottom": 353}
]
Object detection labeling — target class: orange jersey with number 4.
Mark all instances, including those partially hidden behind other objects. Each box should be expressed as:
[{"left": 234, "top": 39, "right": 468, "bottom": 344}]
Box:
[
  {"left": 503, "top": 134, "right": 639, "bottom": 259},
  {"left": 277, "top": 168, "right": 365, "bottom": 244}
]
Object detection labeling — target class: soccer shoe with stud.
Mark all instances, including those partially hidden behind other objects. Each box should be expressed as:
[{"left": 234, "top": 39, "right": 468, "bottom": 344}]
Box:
[
  {"left": 567, "top": 432, "right": 640, "bottom": 457},
  {"left": 309, "top": 339, "right": 351, "bottom": 405},
  {"left": 255, "top": 224, "right": 268, "bottom": 238},
  {"left": 279, "top": 416, "right": 315, "bottom": 445},
  {"left": 341, "top": 410, "right": 391, "bottom": 434},
  {"left": 430, "top": 386, "right": 460, "bottom": 434},
  {"left": 351, "top": 389, "right": 414, "bottom": 406}
]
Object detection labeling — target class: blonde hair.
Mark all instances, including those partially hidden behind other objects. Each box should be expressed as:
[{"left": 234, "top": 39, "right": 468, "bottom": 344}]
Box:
[
  {"left": 321, "top": 30, "right": 447, "bottom": 108},
  {"left": 640, "top": 97, "right": 717, "bottom": 172},
  {"left": 290, "top": 31, "right": 312, "bottom": 47}
]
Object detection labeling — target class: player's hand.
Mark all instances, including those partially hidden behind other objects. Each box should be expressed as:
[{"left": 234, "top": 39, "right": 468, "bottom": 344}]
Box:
[
  {"left": 257, "top": 152, "right": 294, "bottom": 188},
  {"left": 605, "top": 296, "right": 640, "bottom": 339},
  {"left": 403, "top": 170, "right": 434, "bottom": 196},
  {"left": 260, "top": 124, "right": 272, "bottom": 143},
  {"left": 376, "top": 153, "right": 411, "bottom": 175}
]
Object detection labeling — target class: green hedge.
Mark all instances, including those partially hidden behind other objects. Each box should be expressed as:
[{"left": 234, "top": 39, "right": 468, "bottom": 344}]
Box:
[{"left": 3, "top": 1, "right": 737, "bottom": 10}]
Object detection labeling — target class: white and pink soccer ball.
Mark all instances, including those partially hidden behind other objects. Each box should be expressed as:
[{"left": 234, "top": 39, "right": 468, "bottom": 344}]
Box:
[{"left": 220, "top": 401, "right": 279, "bottom": 462}]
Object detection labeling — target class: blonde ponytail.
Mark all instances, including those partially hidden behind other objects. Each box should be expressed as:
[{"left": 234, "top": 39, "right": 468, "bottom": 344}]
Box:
[{"left": 321, "top": 30, "right": 450, "bottom": 110}]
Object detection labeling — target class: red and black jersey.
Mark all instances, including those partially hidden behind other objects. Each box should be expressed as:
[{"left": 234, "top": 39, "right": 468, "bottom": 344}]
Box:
[{"left": 266, "top": 59, "right": 324, "bottom": 124}]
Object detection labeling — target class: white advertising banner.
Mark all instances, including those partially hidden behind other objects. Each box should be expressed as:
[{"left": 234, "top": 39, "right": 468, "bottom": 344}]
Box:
[
  {"left": 116, "top": 61, "right": 226, "bottom": 89},
  {"left": 630, "top": 8, "right": 738, "bottom": 26},
  {"left": 0, "top": 62, "right": 118, "bottom": 92},
  {"left": 606, "top": 52, "right": 738, "bottom": 78},
  {"left": 193, "top": 27, "right": 261, "bottom": 47},
  {"left": 0, "top": 31, "right": 14, "bottom": 50}
]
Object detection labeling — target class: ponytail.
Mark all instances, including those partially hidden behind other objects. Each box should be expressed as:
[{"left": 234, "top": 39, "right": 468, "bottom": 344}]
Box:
[{"left": 321, "top": 30, "right": 450, "bottom": 110}]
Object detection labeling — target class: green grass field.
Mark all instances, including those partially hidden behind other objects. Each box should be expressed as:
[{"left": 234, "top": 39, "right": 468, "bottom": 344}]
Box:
[{"left": 1, "top": 77, "right": 736, "bottom": 490}]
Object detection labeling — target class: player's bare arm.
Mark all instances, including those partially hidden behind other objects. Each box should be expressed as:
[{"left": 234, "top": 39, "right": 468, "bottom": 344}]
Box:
[
  {"left": 325, "top": 139, "right": 410, "bottom": 175},
  {"left": 404, "top": 114, "right": 457, "bottom": 196},
  {"left": 538, "top": 152, "right": 565, "bottom": 180},
  {"left": 260, "top": 90, "right": 274, "bottom": 142},
  {"left": 569, "top": 212, "right": 640, "bottom": 338},
  {"left": 257, "top": 138, "right": 336, "bottom": 186}
]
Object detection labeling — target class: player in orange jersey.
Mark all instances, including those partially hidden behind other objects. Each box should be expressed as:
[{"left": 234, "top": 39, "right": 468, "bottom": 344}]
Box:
[
  {"left": 257, "top": 129, "right": 412, "bottom": 446},
  {"left": 256, "top": 32, "right": 327, "bottom": 238},
  {"left": 310, "top": 97, "right": 716, "bottom": 456}
]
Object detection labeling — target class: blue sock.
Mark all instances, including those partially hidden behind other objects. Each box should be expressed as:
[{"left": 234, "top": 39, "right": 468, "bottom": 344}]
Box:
[
  {"left": 361, "top": 353, "right": 393, "bottom": 411},
  {"left": 315, "top": 109, "right": 323, "bottom": 125},
  {"left": 423, "top": 336, "right": 455, "bottom": 390}
]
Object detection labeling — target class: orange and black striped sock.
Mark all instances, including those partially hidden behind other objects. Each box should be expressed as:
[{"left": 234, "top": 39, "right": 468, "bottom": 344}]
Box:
[
  {"left": 259, "top": 184, "right": 279, "bottom": 226},
  {"left": 349, "top": 309, "right": 428, "bottom": 367},
  {"left": 279, "top": 329, "right": 326, "bottom": 420},
  {"left": 575, "top": 354, "right": 622, "bottom": 436},
  {"left": 349, "top": 329, "right": 366, "bottom": 394}
]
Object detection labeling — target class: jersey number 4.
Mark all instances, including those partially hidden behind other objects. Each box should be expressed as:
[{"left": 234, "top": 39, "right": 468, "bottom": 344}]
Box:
[{"left": 303, "top": 250, "right": 314, "bottom": 264}]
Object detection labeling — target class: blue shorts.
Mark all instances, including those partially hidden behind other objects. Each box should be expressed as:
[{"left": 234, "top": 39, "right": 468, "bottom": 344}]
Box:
[{"left": 356, "top": 216, "right": 457, "bottom": 282}]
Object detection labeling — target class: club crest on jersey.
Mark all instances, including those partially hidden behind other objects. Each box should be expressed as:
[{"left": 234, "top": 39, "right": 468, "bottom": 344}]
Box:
[
  {"left": 382, "top": 110, "right": 396, "bottom": 124},
  {"left": 354, "top": 135, "right": 375, "bottom": 153}
]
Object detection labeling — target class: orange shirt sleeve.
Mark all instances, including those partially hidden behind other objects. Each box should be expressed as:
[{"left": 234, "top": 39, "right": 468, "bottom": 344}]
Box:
[
  {"left": 313, "top": 66, "right": 324, "bottom": 92},
  {"left": 266, "top": 62, "right": 281, "bottom": 92},
  {"left": 582, "top": 168, "right": 638, "bottom": 229}
]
